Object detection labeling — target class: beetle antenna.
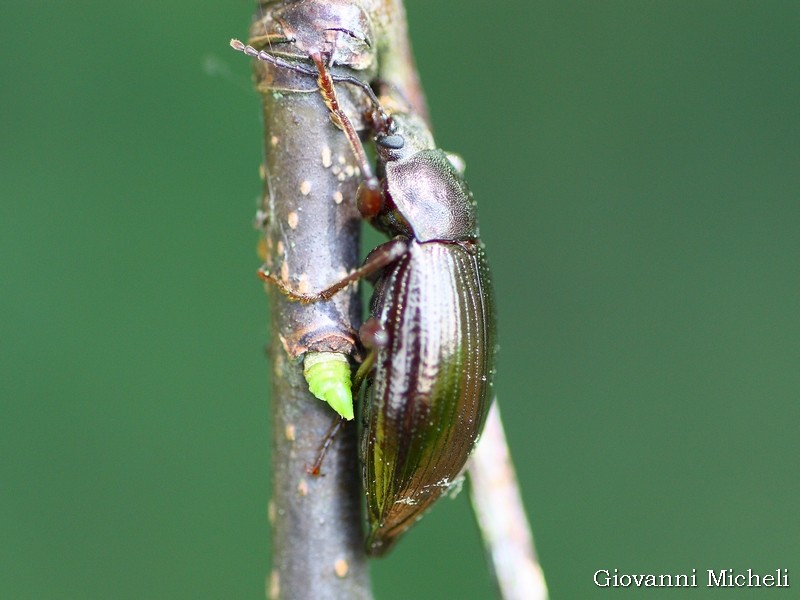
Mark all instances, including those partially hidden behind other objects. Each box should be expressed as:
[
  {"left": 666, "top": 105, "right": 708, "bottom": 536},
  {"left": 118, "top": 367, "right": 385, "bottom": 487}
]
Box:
[{"left": 229, "top": 39, "right": 386, "bottom": 117}]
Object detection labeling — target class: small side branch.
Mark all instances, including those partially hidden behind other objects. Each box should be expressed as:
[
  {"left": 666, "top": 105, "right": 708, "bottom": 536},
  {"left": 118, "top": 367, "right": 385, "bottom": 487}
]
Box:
[{"left": 469, "top": 405, "right": 549, "bottom": 600}]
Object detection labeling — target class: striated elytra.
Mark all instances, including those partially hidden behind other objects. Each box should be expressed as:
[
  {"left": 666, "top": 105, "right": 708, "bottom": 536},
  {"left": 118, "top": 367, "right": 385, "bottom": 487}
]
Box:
[
  {"left": 357, "top": 112, "right": 496, "bottom": 556},
  {"left": 362, "top": 236, "right": 496, "bottom": 554}
]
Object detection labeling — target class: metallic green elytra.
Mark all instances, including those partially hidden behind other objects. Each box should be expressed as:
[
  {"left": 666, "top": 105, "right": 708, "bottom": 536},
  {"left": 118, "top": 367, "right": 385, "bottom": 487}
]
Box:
[{"left": 303, "top": 352, "right": 354, "bottom": 420}]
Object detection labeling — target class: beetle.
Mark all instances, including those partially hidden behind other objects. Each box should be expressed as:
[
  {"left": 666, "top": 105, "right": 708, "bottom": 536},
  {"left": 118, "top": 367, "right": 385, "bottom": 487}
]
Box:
[{"left": 231, "top": 39, "right": 497, "bottom": 556}]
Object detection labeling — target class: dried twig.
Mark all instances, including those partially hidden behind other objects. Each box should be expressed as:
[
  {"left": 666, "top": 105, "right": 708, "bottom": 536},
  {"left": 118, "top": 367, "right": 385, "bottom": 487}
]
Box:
[{"left": 469, "top": 405, "right": 550, "bottom": 599}]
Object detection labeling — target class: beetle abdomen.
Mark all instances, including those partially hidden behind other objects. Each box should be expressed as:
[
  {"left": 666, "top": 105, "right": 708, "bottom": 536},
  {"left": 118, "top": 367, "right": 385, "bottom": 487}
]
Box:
[{"left": 362, "top": 240, "right": 496, "bottom": 556}]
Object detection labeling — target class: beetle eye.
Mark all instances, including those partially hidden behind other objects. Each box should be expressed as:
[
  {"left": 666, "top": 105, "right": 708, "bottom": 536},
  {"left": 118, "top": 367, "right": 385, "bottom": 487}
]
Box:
[{"left": 376, "top": 134, "right": 405, "bottom": 150}]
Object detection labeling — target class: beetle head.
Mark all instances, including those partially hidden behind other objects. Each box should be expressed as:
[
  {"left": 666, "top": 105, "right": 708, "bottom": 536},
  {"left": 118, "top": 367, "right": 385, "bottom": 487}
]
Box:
[
  {"left": 371, "top": 114, "right": 479, "bottom": 242},
  {"left": 373, "top": 112, "right": 435, "bottom": 163}
]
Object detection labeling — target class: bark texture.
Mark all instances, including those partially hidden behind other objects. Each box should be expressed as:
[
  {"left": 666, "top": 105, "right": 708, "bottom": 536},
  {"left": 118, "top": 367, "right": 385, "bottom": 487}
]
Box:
[{"left": 251, "top": 6, "right": 371, "bottom": 599}]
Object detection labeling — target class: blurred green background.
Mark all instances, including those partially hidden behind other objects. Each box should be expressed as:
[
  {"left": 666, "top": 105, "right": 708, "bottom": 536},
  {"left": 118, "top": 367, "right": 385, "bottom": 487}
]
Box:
[{"left": 2, "top": 1, "right": 798, "bottom": 598}]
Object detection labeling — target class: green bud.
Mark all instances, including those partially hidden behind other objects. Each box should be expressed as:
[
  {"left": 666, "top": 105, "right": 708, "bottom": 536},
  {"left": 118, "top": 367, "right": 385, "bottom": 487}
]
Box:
[{"left": 303, "top": 352, "right": 354, "bottom": 420}]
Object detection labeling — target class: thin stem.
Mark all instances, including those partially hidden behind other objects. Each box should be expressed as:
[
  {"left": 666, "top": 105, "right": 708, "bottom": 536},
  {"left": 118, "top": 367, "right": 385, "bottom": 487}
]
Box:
[{"left": 468, "top": 405, "right": 549, "bottom": 600}]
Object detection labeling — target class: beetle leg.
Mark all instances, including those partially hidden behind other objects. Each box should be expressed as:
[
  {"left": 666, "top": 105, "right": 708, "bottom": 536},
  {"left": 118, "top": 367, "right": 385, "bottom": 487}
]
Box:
[
  {"left": 352, "top": 317, "right": 388, "bottom": 393},
  {"left": 259, "top": 238, "right": 408, "bottom": 303},
  {"left": 352, "top": 351, "right": 374, "bottom": 395},
  {"left": 309, "top": 52, "right": 379, "bottom": 186},
  {"left": 306, "top": 416, "right": 345, "bottom": 477}
]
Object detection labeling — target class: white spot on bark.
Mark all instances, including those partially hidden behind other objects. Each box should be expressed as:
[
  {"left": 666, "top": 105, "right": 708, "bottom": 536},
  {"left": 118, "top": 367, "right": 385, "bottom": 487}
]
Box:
[
  {"left": 297, "top": 479, "right": 309, "bottom": 496},
  {"left": 334, "top": 559, "right": 349, "bottom": 578},
  {"left": 321, "top": 145, "right": 332, "bottom": 168}
]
